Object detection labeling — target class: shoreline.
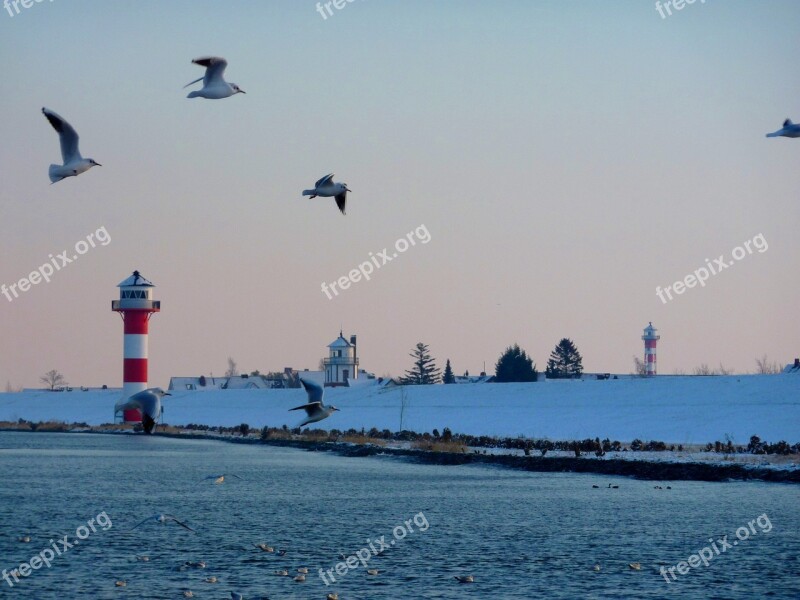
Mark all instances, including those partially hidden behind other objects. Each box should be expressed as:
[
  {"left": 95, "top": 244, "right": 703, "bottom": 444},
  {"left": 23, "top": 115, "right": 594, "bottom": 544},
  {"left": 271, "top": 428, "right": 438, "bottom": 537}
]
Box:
[{"left": 3, "top": 426, "right": 798, "bottom": 484}]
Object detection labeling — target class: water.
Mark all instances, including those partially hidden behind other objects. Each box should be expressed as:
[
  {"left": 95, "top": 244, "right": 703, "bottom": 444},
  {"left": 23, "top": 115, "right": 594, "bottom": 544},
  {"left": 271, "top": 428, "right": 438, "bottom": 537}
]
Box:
[{"left": 0, "top": 432, "right": 798, "bottom": 599}]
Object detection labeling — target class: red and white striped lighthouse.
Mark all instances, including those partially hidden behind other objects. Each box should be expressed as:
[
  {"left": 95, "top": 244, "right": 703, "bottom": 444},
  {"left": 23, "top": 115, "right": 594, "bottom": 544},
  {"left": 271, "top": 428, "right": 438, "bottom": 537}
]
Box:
[
  {"left": 642, "top": 322, "right": 660, "bottom": 377},
  {"left": 112, "top": 271, "right": 161, "bottom": 423}
]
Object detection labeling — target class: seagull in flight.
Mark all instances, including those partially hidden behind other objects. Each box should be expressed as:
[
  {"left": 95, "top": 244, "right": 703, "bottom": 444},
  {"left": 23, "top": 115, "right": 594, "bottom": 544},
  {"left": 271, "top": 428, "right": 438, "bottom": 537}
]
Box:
[
  {"left": 302, "top": 173, "right": 351, "bottom": 215},
  {"left": 289, "top": 379, "right": 340, "bottom": 426},
  {"left": 201, "top": 474, "right": 243, "bottom": 485},
  {"left": 185, "top": 57, "right": 245, "bottom": 99},
  {"left": 41, "top": 108, "right": 101, "bottom": 183},
  {"left": 114, "top": 388, "right": 170, "bottom": 434},
  {"left": 766, "top": 118, "right": 800, "bottom": 139},
  {"left": 130, "top": 514, "right": 196, "bottom": 533}
]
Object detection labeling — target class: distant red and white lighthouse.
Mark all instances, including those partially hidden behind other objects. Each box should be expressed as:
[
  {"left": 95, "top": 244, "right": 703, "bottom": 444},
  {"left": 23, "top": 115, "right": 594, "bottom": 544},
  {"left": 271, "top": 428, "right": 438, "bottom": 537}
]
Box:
[
  {"left": 112, "top": 271, "right": 161, "bottom": 422},
  {"left": 642, "top": 322, "right": 660, "bottom": 376}
]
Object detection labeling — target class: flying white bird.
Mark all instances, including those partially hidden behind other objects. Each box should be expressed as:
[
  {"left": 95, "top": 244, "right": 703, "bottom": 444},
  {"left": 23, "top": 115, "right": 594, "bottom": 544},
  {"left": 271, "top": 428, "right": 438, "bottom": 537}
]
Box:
[
  {"left": 184, "top": 57, "right": 245, "bottom": 99},
  {"left": 41, "top": 108, "right": 101, "bottom": 183},
  {"left": 289, "top": 379, "right": 340, "bottom": 426},
  {"left": 114, "top": 388, "right": 170, "bottom": 434},
  {"left": 766, "top": 118, "right": 800, "bottom": 139},
  {"left": 302, "top": 173, "right": 351, "bottom": 215},
  {"left": 130, "top": 513, "right": 196, "bottom": 533}
]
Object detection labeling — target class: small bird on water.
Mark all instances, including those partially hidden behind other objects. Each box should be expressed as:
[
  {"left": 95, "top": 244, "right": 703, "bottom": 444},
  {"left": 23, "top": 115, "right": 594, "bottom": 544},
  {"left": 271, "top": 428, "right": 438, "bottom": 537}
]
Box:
[
  {"left": 454, "top": 575, "right": 474, "bottom": 583},
  {"left": 201, "top": 473, "right": 243, "bottom": 485}
]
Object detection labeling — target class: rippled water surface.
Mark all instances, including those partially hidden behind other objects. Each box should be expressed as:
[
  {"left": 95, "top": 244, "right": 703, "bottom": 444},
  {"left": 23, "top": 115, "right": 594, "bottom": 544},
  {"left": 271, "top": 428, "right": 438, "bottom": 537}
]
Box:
[{"left": 0, "top": 432, "right": 798, "bottom": 599}]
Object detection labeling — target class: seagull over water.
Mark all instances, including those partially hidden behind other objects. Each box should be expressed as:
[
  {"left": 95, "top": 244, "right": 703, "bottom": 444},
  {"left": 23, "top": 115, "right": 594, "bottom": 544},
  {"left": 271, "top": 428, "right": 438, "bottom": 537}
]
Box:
[
  {"left": 185, "top": 57, "right": 245, "bottom": 99},
  {"left": 41, "top": 108, "right": 101, "bottom": 183},
  {"left": 302, "top": 173, "right": 351, "bottom": 215},
  {"left": 130, "top": 514, "right": 196, "bottom": 533},
  {"left": 766, "top": 118, "right": 800, "bottom": 139},
  {"left": 289, "top": 379, "right": 340, "bottom": 426},
  {"left": 114, "top": 388, "right": 170, "bottom": 434}
]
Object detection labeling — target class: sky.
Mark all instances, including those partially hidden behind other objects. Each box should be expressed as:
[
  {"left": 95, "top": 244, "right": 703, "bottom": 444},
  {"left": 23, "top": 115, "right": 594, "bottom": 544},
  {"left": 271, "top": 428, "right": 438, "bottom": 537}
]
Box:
[{"left": 1, "top": 0, "right": 798, "bottom": 389}]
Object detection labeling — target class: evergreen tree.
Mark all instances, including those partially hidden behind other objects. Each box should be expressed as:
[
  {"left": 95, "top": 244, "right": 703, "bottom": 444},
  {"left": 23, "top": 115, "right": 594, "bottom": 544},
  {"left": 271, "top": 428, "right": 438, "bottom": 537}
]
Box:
[
  {"left": 494, "top": 344, "right": 538, "bottom": 382},
  {"left": 442, "top": 359, "right": 455, "bottom": 384},
  {"left": 545, "top": 338, "right": 583, "bottom": 379},
  {"left": 400, "top": 342, "right": 441, "bottom": 385}
]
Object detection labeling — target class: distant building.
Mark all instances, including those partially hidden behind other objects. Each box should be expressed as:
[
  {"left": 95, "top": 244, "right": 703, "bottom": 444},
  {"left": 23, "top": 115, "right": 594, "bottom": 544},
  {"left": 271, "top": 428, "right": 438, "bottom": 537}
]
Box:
[
  {"left": 783, "top": 358, "right": 800, "bottom": 374},
  {"left": 452, "top": 374, "right": 495, "bottom": 384},
  {"left": 323, "top": 331, "right": 359, "bottom": 387},
  {"left": 642, "top": 322, "right": 660, "bottom": 376},
  {"left": 168, "top": 374, "right": 271, "bottom": 391}
]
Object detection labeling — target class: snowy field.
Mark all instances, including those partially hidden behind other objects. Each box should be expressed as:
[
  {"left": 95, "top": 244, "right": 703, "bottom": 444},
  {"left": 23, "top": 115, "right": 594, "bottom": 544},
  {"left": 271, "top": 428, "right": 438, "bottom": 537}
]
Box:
[{"left": 1, "top": 375, "right": 798, "bottom": 445}]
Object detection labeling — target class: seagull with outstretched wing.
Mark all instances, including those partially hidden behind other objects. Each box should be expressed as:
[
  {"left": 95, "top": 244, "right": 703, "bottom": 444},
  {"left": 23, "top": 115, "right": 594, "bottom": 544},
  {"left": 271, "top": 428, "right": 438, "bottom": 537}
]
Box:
[
  {"left": 302, "top": 173, "right": 351, "bottom": 215},
  {"left": 185, "top": 56, "right": 245, "bottom": 99},
  {"left": 41, "top": 108, "right": 101, "bottom": 183},
  {"left": 130, "top": 513, "right": 196, "bottom": 533},
  {"left": 289, "top": 379, "right": 340, "bottom": 426}
]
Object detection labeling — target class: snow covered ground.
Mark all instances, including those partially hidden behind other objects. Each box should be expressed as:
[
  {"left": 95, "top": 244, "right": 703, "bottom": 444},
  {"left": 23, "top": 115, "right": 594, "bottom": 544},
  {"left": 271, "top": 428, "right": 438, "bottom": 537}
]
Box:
[{"left": 1, "top": 375, "right": 798, "bottom": 445}]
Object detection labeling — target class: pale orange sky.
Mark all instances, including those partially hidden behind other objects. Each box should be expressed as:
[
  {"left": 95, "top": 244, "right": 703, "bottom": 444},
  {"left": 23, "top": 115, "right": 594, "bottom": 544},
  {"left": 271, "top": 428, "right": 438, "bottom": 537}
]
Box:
[{"left": 1, "top": 1, "right": 798, "bottom": 389}]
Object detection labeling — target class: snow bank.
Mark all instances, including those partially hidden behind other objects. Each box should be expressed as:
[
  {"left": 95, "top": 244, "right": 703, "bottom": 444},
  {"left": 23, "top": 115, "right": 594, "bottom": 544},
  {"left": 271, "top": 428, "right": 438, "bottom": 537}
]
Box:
[{"left": 0, "top": 375, "right": 797, "bottom": 444}]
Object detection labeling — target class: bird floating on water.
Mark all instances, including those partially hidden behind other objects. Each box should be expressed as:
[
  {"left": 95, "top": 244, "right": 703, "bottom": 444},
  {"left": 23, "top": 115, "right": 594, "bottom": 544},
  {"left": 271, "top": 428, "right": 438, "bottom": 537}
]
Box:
[
  {"left": 454, "top": 575, "right": 474, "bottom": 583},
  {"left": 629, "top": 562, "right": 642, "bottom": 570},
  {"left": 41, "top": 108, "right": 101, "bottom": 183},
  {"left": 289, "top": 379, "right": 340, "bottom": 426},
  {"left": 766, "top": 118, "right": 800, "bottom": 139},
  {"left": 202, "top": 473, "right": 243, "bottom": 485},
  {"left": 302, "top": 173, "right": 351, "bottom": 215},
  {"left": 185, "top": 57, "right": 245, "bottom": 99}
]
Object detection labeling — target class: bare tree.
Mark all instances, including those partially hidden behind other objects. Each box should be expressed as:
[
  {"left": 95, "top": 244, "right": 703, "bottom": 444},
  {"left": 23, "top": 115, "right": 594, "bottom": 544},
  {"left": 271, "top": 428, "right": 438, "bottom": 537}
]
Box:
[
  {"left": 717, "top": 363, "right": 733, "bottom": 376},
  {"left": 40, "top": 369, "right": 67, "bottom": 391},
  {"left": 755, "top": 354, "right": 783, "bottom": 375},
  {"left": 224, "top": 357, "right": 239, "bottom": 378},
  {"left": 632, "top": 355, "right": 647, "bottom": 377},
  {"left": 693, "top": 363, "right": 714, "bottom": 376}
]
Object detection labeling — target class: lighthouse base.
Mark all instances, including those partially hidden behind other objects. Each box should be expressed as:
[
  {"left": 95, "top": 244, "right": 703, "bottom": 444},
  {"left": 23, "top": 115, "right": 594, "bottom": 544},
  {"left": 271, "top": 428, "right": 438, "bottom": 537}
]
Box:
[{"left": 122, "top": 409, "right": 142, "bottom": 423}]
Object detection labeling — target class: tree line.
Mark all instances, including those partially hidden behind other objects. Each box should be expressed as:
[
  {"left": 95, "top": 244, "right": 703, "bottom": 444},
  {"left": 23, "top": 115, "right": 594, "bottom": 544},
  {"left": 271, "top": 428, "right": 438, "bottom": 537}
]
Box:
[{"left": 399, "top": 338, "right": 584, "bottom": 384}]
